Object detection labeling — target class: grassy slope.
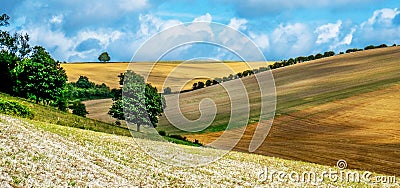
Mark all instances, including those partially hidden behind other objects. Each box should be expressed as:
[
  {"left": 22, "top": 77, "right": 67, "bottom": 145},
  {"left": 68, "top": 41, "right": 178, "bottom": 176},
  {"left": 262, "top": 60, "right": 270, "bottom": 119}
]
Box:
[
  {"left": 0, "top": 93, "right": 131, "bottom": 137},
  {"left": 1, "top": 115, "right": 396, "bottom": 187}
]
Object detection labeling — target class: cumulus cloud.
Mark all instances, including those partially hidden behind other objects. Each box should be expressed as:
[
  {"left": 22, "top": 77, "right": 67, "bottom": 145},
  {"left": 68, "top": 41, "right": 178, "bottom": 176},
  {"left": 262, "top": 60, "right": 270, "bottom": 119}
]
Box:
[
  {"left": 364, "top": 8, "right": 399, "bottom": 27},
  {"left": 330, "top": 27, "right": 356, "bottom": 49},
  {"left": 355, "top": 8, "right": 400, "bottom": 47},
  {"left": 248, "top": 32, "right": 270, "bottom": 50},
  {"left": 49, "top": 15, "right": 63, "bottom": 24},
  {"left": 228, "top": 18, "right": 248, "bottom": 31},
  {"left": 193, "top": 13, "right": 212, "bottom": 22},
  {"left": 269, "top": 23, "right": 314, "bottom": 59},
  {"left": 315, "top": 20, "right": 342, "bottom": 44},
  {"left": 227, "top": 0, "right": 375, "bottom": 17}
]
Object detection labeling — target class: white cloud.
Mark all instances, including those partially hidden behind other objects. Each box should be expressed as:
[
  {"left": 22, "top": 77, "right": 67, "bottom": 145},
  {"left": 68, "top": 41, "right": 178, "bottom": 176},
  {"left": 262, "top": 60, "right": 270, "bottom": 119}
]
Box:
[
  {"left": 193, "top": 13, "right": 212, "bottom": 22},
  {"left": 270, "top": 23, "right": 313, "bottom": 58},
  {"left": 315, "top": 20, "right": 342, "bottom": 44},
  {"left": 228, "top": 18, "right": 248, "bottom": 31},
  {"left": 118, "top": 0, "right": 148, "bottom": 11},
  {"left": 249, "top": 32, "right": 269, "bottom": 50},
  {"left": 49, "top": 15, "right": 63, "bottom": 24},
  {"left": 365, "top": 8, "right": 399, "bottom": 27},
  {"left": 330, "top": 27, "right": 356, "bottom": 49}
]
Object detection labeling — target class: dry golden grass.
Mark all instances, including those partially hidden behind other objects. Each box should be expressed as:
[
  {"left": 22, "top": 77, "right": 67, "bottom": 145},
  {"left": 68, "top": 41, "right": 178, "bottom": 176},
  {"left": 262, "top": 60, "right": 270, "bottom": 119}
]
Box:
[{"left": 61, "top": 61, "right": 271, "bottom": 91}]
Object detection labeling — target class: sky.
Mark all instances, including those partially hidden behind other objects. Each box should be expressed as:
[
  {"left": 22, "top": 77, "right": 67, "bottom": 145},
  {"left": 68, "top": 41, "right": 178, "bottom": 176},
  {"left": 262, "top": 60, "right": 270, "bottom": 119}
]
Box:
[{"left": 1, "top": 0, "right": 400, "bottom": 62}]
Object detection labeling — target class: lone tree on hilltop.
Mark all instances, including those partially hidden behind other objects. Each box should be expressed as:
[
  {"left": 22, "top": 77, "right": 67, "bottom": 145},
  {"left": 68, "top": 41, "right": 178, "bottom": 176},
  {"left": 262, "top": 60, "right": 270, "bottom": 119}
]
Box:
[{"left": 98, "top": 52, "right": 110, "bottom": 62}]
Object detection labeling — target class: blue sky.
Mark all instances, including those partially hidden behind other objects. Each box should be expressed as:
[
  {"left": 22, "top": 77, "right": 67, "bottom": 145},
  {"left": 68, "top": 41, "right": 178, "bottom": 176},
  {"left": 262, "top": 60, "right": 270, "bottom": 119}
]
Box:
[{"left": 1, "top": 0, "right": 400, "bottom": 61}]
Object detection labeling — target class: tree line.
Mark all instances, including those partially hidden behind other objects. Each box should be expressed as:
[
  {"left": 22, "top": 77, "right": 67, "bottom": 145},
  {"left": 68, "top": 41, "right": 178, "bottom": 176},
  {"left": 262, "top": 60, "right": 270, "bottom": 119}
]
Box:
[
  {"left": 164, "top": 43, "right": 395, "bottom": 94},
  {"left": 0, "top": 14, "right": 115, "bottom": 118}
]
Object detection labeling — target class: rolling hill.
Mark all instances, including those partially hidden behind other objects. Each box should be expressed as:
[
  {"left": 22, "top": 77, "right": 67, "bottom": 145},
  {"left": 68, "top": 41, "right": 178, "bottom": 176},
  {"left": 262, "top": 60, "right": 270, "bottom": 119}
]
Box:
[
  {"left": 156, "top": 46, "right": 400, "bottom": 175},
  {"left": 67, "top": 46, "right": 400, "bottom": 176},
  {"left": 61, "top": 61, "right": 271, "bottom": 91}
]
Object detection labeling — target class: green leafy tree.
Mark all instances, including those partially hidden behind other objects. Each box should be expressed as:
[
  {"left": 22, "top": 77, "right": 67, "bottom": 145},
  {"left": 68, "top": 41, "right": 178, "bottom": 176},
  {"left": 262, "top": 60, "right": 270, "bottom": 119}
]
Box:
[
  {"left": 0, "top": 51, "right": 19, "bottom": 94},
  {"left": 0, "top": 14, "right": 31, "bottom": 58},
  {"left": 205, "top": 79, "right": 212, "bottom": 87},
  {"left": 197, "top": 81, "right": 205, "bottom": 89},
  {"left": 70, "top": 101, "right": 89, "bottom": 117},
  {"left": 0, "top": 14, "right": 10, "bottom": 27},
  {"left": 98, "top": 52, "right": 110, "bottom": 62},
  {"left": 75, "top": 76, "right": 95, "bottom": 89},
  {"left": 163, "top": 87, "right": 172, "bottom": 94},
  {"left": 192, "top": 82, "right": 198, "bottom": 90},
  {"left": 109, "top": 71, "right": 164, "bottom": 132},
  {"left": 17, "top": 46, "right": 67, "bottom": 104}
]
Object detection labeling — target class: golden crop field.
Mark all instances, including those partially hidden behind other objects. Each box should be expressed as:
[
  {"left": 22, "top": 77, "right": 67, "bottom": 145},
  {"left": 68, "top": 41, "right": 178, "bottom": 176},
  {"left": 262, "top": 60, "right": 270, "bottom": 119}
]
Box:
[
  {"left": 61, "top": 61, "right": 272, "bottom": 91},
  {"left": 158, "top": 46, "right": 400, "bottom": 175}
]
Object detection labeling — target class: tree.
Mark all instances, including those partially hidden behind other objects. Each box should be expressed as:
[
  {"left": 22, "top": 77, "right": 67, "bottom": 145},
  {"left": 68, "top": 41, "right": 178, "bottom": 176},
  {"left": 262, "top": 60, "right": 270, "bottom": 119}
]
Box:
[
  {"left": 75, "top": 76, "right": 95, "bottom": 89},
  {"left": 0, "top": 51, "right": 19, "bottom": 94},
  {"left": 205, "top": 79, "right": 212, "bottom": 87},
  {"left": 16, "top": 46, "right": 67, "bottom": 104},
  {"left": 192, "top": 82, "right": 198, "bottom": 90},
  {"left": 98, "top": 52, "right": 110, "bottom": 62},
  {"left": 1, "top": 13, "right": 31, "bottom": 59},
  {"left": 315, "top": 53, "right": 323, "bottom": 59},
  {"left": 163, "top": 87, "right": 172, "bottom": 94},
  {"left": 109, "top": 71, "right": 164, "bottom": 132},
  {"left": 197, "top": 81, "right": 205, "bottom": 89},
  {"left": 0, "top": 14, "right": 10, "bottom": 27},
  {"left": 70, "top": 101, "right": 89, "bottom": 117}
]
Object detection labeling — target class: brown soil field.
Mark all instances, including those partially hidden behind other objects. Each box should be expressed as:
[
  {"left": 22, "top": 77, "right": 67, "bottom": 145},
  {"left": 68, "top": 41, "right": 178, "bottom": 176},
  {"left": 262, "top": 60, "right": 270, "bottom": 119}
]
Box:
[
  {"left": 186, "top": 84, "right": 400, "bottom": 175},
  {"left": 61, "top": 61, "right": 271, "bottom": 91}
]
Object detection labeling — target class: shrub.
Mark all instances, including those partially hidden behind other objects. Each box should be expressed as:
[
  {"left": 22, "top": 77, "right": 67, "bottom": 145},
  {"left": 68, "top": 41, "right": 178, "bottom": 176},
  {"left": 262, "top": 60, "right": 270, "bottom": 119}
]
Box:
[
  {"left": 163, "top": 87, "right": 172, "bottom": 94},
  {"left": 0, "top": 99, "right": 34, "bottom": 119},
  {"left": 70, "top": 101, "right": 88, "bottom": 117},
  {"left": 169, "top": 134, "right": 187, "bottom": 141},
  {"left": 158, "top": 130, "right": 166, "bottom": 136}
]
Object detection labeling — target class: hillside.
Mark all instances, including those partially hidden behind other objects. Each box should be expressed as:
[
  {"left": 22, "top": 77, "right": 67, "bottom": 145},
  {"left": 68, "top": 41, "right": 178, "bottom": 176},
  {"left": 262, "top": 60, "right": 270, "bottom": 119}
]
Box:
[
  {"left": 156, "top": 46, "right": 400, "bottom": 175},
  {"left": 1, "top": 114, "right": 395, "bottom": 187},
  {"left": 61, "top": 61, "right": 270, "bottom": 91}
]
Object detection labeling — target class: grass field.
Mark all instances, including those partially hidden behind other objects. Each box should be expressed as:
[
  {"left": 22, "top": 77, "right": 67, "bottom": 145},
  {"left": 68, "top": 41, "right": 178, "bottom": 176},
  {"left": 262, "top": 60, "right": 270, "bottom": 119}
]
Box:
[{"left": 61, "top": 61, "right": 271, "bottom": 91}]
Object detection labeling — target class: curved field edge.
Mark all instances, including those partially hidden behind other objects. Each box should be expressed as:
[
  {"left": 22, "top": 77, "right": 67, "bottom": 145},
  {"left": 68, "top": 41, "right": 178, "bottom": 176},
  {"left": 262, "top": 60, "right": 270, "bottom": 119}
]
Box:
[
  {"left": 0, "top": 115, "right": 396, "bottom": 187},
  {"left": 186, "top": 83, "right": 400, "bottom": 176},
  {"left": 157, "top": 46, "right": 400, "bottom": 134}
]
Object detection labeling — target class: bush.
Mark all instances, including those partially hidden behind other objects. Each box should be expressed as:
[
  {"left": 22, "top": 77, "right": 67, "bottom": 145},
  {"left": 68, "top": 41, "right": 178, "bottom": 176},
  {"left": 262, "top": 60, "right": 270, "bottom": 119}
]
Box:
[
  {"left": 70, "top": 101, "right": 88, "bottom": 117},
  {"left": 0, "top": 99, "right": 34, "bottom": 119},
  {"left": 169, "top": 134, "right": 187, "bottom": 141},
  {"left": 158, "top": 130, "right": 166, "bottom": 136}
]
